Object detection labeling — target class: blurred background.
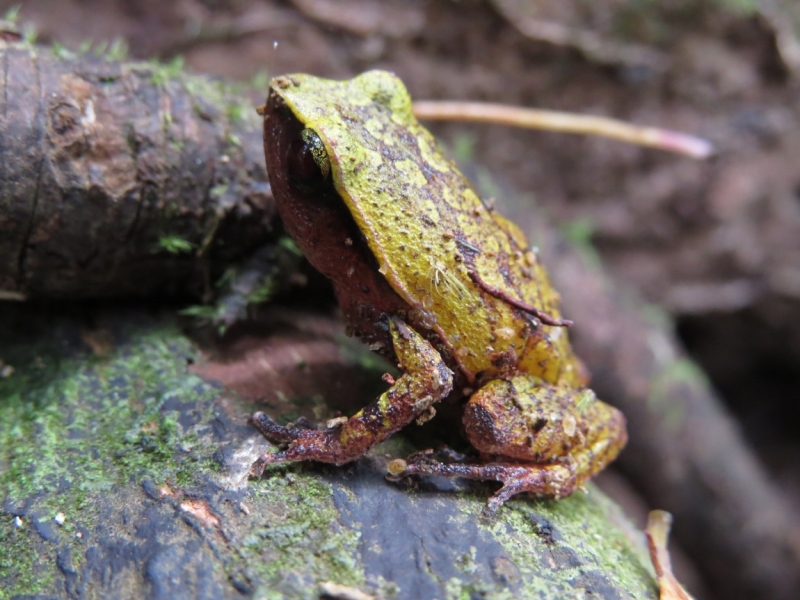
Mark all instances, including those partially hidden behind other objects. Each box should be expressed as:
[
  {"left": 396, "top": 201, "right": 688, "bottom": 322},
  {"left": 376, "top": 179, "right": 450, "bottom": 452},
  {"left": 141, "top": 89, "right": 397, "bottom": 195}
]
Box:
[{"left": 2, "top": 1, "right": 800, "bottom": 598}]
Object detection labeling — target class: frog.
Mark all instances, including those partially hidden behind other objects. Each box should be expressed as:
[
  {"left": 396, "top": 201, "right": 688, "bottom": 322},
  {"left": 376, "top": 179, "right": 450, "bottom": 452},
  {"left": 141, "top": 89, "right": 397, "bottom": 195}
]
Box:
[{"left": 251, "top": 70, "right": 627, "bottom": 516}]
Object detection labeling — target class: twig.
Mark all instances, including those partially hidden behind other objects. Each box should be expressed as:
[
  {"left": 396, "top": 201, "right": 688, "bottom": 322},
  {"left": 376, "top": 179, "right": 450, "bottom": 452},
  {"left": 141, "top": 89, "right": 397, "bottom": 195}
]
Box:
[{"left": 413, "top": 101, "right": 713, "bottom": 159}]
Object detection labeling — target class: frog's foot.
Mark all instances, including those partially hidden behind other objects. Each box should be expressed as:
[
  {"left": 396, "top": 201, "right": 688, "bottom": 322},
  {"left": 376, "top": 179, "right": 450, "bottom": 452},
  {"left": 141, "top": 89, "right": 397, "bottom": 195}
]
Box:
[
  {"left": 248, "top": 318, "right": 453, "bottom": 479},
  {"left": 248, "top": 412, "right": 317, "bottom": 476},
  {"left": 250, "top": 412, "right": 312, "bottom": 444},
  {"left": 248, "top": 412, "right": 327, "bottom": 476},
  {"left": 387, "top": 456, "right": 578, "bottom": 518}
]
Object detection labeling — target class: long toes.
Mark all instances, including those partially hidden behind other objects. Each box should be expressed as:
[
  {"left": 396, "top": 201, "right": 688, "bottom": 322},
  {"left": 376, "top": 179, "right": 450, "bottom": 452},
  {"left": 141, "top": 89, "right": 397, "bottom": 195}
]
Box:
[
  {"left": 386, "top": 453, "right": 457, "bottom": 482},
  {"left": 386, "top": 454, "right": 442, "bottom": 480},
  {"left": 480, "top": 500, "right": 501, "bottom": 520},
  {"left": 482, "top": 484, "right": 517, "bottom": 517},
  {"left": 249, "top": 450, "right": 291, "bottom": 478},
  {"left": 249, "top": 454, "right": 271, "bottom": 478},
  {"left": 249, "top": 411, "right": 298, "bottom": 444}
]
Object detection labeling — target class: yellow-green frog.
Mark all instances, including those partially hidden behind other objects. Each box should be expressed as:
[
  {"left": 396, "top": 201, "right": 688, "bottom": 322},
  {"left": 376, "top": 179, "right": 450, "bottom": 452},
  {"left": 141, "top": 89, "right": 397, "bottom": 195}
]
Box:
[{"left": 251, "top": 71, "right": 626, "bottom": 516}]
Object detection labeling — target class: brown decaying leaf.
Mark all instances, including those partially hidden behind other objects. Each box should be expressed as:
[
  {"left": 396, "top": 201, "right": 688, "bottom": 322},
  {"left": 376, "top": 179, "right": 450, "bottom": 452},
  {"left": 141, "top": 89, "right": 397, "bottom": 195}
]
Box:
[{"left": 646, "top": 510, "right": 694, "bottom": 600}]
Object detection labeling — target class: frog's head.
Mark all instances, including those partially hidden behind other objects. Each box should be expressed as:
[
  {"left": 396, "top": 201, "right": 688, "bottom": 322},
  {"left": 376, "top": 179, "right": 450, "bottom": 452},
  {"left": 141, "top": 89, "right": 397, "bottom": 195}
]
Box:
[
  {"left": 261, "top": 71, "right": 416, "bottom": 282},
  {"left": 263, "top": 71, "right": 493, "bottom": 369},
  {"left": 261, "top": 71, "right": 417, "bottom": 326},
  {"left": 264, "top": 69, "right": 415, "bottom": 200}
]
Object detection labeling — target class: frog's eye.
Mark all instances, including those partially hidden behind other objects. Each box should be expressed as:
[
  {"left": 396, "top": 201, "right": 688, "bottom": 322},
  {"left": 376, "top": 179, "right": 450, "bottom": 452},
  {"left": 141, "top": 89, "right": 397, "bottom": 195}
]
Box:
[{"left": 287, "top": 128, "right": 331, "bottom": 192}]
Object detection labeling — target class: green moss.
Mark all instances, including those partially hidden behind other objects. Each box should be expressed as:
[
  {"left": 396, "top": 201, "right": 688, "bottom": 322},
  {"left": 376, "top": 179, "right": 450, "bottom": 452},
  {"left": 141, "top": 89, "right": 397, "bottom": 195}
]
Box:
[
  {"left": 444, "top": 576, "right": 515, "bottom": 600},
  {"left": 21, "top": 22, "right": 37, "bottom": 44},
  {"left": 158, "top": 235, "right": 194, "bottom": 254},
  {"left": 0, "top": 324, "right": 223, "bottom": 595},
  {"left": 226, "top": 100, "right": 252, "bottom": 125},
  {"left": 1, "top": 329, "right": 218, "bottom": 499},
  {"left": 104, "top": 37, "right": 129, "bottom": 62},
  {"left": 486, "top": 487, "right": 658, "bottom": 599},
  {"left": 244, "top": 471, "right": 366, "bottom": 599},
  {"left": 150, "top": 56, "right": 185, "bottom": 88},
  {"left": 0, "top": 513, "right": 56, "bottom": 599},
  {"left": 210, "top": 183, "right": 231, "bottom": 200},
  {"left": 228, "top": 132, "right": 243, "bottom": 147},
  {"left": 3, "top": 4, "right": 21, "bottom": 22},
  {"left": 177, "top": 69, "right": 260, "bottom": 132},
  {"left": 50, "top": 41, "right": 70, "bottom": 59}
]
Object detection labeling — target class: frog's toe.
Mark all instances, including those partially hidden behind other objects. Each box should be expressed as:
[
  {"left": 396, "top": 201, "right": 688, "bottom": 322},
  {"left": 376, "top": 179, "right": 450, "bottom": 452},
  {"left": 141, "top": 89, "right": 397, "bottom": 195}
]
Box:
[
  {"left": 481, "top": 463, "right": 580, "bottom": 517},
  {"left": 249, "top": 453, "right": 271, "bottom": 478},
  {"left": 386, "top": 457, "right": 581, "bottom": 516},
  {"left": 249, "top": 411, "right": 304, "bottom": 444},
  {"left": 385, "top": 450, "right": 445, "bottom": 480},
  {"left": 480, "top": 498, "right": 502, "bottom": 519},
  {"left": 482, "top": 479, "right": 523, "bottom": 518},
  {"left": 249, "top": 450, "right": 295, "bottom": 478}
]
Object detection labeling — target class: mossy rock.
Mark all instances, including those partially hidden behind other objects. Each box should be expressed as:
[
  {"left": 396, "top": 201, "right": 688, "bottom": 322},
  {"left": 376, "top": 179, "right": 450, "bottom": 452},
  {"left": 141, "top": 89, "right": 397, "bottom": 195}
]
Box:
[{"left": 0, "top": 306, "right": 657, "bottom": 599}]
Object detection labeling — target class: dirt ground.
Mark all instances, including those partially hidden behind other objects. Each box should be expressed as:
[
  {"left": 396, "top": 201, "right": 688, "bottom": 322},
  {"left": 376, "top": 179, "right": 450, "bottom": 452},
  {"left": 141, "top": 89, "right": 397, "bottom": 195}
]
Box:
[{"left": 4, "top": 1, "right": 800, "bottom": 598}]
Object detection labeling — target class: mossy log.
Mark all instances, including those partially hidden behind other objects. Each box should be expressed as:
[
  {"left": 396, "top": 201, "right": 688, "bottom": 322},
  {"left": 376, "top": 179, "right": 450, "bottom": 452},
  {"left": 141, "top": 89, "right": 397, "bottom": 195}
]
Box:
[{"left": 0, "top": 41, "right": 273, "bottom": 301}]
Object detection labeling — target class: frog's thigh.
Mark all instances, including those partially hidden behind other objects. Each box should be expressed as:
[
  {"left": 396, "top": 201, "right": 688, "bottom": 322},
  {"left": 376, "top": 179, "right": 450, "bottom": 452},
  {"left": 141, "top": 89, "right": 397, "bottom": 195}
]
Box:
[
  {"left": 464, "top": 375, "right": 626, "bottom": 473},
  {"left": 250, "top": 319, "right": 453, "bottom": 474},
  {"left": 395, "top": 376, "right": 626, "bottom": 515}
]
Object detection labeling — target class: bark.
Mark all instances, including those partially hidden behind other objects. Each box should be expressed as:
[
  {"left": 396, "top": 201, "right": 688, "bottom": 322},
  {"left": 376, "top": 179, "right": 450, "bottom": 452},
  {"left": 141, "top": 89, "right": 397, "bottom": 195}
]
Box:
[{"left": 0, "top": 41, "right": 274, "bottom": 300}]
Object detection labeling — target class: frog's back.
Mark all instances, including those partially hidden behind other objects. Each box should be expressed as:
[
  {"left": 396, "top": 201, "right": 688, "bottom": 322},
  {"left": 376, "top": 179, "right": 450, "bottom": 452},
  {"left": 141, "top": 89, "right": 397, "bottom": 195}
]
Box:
[{"left": 272, "top": 71, "right": 585, "bottom": 387}]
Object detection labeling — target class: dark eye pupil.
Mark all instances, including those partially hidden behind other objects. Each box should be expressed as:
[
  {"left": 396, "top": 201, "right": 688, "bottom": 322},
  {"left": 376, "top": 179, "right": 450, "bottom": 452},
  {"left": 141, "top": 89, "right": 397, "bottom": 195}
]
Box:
[
  {"left": 288, "top": 138, "right": 323, "bottom": 182},
  {"left": 287, "top": 128, "right": 330, "bottom": 194}
]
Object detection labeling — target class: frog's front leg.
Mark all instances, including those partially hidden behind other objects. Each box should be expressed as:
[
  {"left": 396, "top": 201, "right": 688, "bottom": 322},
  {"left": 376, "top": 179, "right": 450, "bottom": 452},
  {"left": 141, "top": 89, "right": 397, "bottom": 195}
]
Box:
[
  {"left": 388, "top": 375, "right": 627, "bottom": 517},
  {"left": 249, "top": 318, "right": 453, "bottom": 476}
]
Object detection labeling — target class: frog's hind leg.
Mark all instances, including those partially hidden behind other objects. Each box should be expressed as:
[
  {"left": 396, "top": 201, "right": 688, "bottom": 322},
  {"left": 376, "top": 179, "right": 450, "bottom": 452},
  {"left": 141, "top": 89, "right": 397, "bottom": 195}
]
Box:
[
  {"left": 389, "top": 375, "right": 627, "bottom": 517},
  {"left": 248, "top": 318, "right": 453, "bottom": 476},
  {"left": 389, "top": 455, "right": 578, "bottom": 518}
]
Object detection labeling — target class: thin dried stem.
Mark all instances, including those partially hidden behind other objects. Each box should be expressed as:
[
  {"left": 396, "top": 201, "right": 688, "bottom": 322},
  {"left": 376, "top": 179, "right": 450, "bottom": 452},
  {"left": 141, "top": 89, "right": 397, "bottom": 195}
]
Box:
[
  {"left": 413, "top": 101, "right": 713, "bottom": 159},
  {"left": 646, "top": 510, "right": 694, "bottom": 600}
]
